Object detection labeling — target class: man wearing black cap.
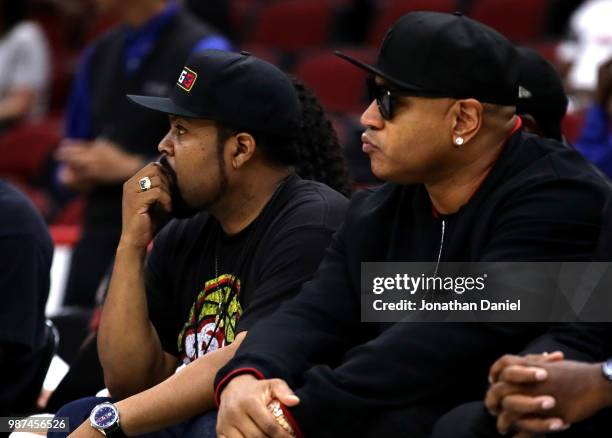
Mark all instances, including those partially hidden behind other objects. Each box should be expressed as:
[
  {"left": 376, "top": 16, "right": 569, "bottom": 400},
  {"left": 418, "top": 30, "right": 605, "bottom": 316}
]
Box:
[
  {"left": 516, "top": 47, "right": 569, "bottom": 142},
  {"left": 214, "top": 12, "right": 611, "bottom": 438},
  {"left": 51, "top": 50, "right": 348, "bottom": 437}
]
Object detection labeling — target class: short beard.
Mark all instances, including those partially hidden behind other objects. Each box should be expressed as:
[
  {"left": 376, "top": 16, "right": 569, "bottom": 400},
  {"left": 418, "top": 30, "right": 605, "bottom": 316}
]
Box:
[{"left": 158, "top": 142, "right": 228, "bottom": 219}]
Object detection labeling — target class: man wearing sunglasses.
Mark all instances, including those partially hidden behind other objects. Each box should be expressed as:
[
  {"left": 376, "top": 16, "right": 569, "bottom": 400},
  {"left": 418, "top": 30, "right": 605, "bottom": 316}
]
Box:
[{"left": 214, "top": 11, "right": 612, "bottom": 438}]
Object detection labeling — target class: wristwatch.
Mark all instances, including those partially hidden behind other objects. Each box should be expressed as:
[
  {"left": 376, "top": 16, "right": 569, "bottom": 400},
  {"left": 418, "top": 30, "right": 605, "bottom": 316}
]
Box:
[
  {"left": 603, "top": 359, "right": 612, "bottom": 382},
  {"left": 89, "top": 402, "right": 126, "bottom": 437}
]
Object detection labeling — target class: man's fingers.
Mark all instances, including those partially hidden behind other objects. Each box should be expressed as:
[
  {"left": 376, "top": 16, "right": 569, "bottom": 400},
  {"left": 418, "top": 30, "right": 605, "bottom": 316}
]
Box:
[
  {"left": 501, "top": 395, "right": 556, "bottom": 414},
  {"left": 499, "top": 365, "right": 548, "bottom": 383},
  {"left": 490, "top": 355, "right": 525, "bottom": 383},
  {"left": 270, "top": 379, "right": 300, "bottom": 407},
  {"left": 137, "top": 187, "right": 172, "bottom": 213},
  {"left": 497, "top": 410, "right": 515, "bottom": 435},
  {"left": 218, "top": 426, "right": 248, "bottom": 438},
  {"left": 239, "top": 414, "right": 271, "bottom": 438},
  {"left": 514, "top": 417, "right": 570, "bottom": 433},
  {"left": 512, "top": 432, "right": 535, "bottom": 438},
  {"left": 249, "top": 402, "right": 292, "bottom": 438},
  {"left": 132, "top": 175, "right": 167, "bottom": 193},
  {"left": 485, "top": 382, "right": 522, "bottom": 415},
  {"left": 525, "top": 351, "right": 564, "bottom": 363}
]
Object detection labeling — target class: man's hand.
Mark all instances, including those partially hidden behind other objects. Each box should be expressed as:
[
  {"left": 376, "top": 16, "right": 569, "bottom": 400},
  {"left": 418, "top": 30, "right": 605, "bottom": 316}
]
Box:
[
  {"left": 119, "top": 162, "right": 172, "bottom": 250},
  {"left": 217, "top": 374, "right": 300, "bottom": 438},
  {"left": 67, "top": 420, "right": 99, "bottom": 438},
  {"left": 56, "top": 139, "right": 145, "bottom": 185},
  {"left": 486, "top": 354, "right": 612, "bottom": 436}
]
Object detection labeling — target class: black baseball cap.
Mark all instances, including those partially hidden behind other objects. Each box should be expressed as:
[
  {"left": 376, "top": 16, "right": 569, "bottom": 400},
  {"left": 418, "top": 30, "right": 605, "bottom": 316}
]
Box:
[
  {"left": 336, "top": 11, "right": 520, "bottom": 105},
  {"left": 516, "top": 47, "right": 568, "bottom": 141},
  {"left": 128, "top": 50, "right": 301, "bottom": 137}
]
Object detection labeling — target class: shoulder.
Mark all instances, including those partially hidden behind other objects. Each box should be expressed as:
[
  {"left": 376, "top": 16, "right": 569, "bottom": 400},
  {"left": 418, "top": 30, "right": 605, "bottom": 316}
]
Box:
[
  {"left": 503, "top": 132, "right": 610, "bottom": 196},
  {"left": 0, "top": 181, "right": 52, "bottom": 251},
  {"left": 272, "top": 177, "right": 349, "bottom": 232}
]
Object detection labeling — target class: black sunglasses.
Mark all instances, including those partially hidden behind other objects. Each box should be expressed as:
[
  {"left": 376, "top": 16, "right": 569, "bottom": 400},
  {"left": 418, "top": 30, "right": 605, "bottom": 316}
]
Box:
[{"left": 366, "top": 78, "right": 444, "bottom": 120}]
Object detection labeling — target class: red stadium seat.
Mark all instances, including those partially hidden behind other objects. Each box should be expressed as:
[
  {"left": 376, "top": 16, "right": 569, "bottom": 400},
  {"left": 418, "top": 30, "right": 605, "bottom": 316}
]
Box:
[
  {"left": 293, "top": 48, "right": 376, "bottom": 113},
  {"left": 470, "top": 0, "right": 550, "bottom": 43},
  {"left": 52, "top": 198, "right": 84, "bottom": 227},
  {"left": 368, "top": 0, "right": 457, "bottom": 46},
  {"left": 50, "top": 225, "right": 82, "bottom": 246},
  {"left": 85, "top": 13, "right": 120, "bottom": 45},
  {"left": 239, "top": 42, "right": 284, "bottom": 67},
  {"left": 250, "top": 0, "right": 333, "bottom": 52},
  {"left": 0, "top": 117, "right": 62, "bottom": 179}
]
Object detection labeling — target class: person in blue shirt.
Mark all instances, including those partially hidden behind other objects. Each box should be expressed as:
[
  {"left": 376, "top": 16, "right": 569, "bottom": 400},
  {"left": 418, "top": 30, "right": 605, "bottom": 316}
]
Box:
[
  {"left": 54, "top": 0, "right": 231, "bottom": 309},
  {"left": 574, "top": 57, "right": 612, "bottom": 177}
]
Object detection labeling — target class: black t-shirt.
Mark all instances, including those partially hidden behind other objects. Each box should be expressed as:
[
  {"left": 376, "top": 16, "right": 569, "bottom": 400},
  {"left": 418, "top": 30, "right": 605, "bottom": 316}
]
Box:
[
  {"left": 0, "top": 180, "right": 53, "bottom": 413},
  {"left": 146, "top": 175, "right": 348, "bottom": 364}
]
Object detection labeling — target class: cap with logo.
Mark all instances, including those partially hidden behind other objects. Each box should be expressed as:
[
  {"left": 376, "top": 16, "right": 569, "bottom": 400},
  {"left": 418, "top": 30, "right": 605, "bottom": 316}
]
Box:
[
  {"left": 336, "top": 11, "right": 520, "bottom": 106},
  {"left": 128, "top": 50, "right": 301, "bottom": 137}
]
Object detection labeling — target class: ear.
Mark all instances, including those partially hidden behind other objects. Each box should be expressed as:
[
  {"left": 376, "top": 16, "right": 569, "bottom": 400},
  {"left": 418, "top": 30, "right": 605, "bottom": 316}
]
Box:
[
  {"left": 229, "top": 132, "right": 256, "bottom": 169},
  {"left": 451, "top": 99, "right": 483, "bottom": 146}
]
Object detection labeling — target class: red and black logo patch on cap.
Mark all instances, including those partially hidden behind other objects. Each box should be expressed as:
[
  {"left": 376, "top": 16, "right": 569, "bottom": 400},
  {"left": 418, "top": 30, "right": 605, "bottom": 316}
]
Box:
[{"left": 177, "top": 67, "right": 197, "bottom": 92}]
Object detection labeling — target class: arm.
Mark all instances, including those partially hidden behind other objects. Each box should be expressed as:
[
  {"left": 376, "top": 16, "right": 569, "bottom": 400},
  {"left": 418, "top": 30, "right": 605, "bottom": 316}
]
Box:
[
  {"left": 71, "top": 333, "right": 246, "bottom": 437},
  {"left": 98, "top": 163, "right": 176, "bottom": 398},
  {"left": 218, "top": 180, "right": 608, "bottom": 436}
]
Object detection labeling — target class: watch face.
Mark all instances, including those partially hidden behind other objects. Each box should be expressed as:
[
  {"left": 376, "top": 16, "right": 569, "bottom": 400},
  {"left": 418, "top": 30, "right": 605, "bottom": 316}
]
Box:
[{"left": 92, "top": 404, "right": 118, "bottom": 428}]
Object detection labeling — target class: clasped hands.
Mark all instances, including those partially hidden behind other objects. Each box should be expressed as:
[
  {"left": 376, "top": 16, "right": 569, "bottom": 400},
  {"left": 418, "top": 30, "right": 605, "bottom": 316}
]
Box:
[{"left": 486, "top": 352, "right": 608, "bottom": 437}]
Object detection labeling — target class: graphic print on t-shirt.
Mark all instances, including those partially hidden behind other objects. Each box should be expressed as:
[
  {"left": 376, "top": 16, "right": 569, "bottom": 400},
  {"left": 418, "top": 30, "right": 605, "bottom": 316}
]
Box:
[{"left": 177, "top": 273, "right": 242, "bottom": 364}]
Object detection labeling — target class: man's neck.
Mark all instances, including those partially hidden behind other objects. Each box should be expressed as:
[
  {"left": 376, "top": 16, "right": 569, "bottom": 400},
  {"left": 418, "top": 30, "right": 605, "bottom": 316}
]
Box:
[
  {"left": 426, "top": 122, "right": 517, "bottom": 215},
  {"left": 212, "top": 168, "right": 293, "bottom": 236},
  {"left": 120, "top": 0, "right": 168, "bottom": 27}
]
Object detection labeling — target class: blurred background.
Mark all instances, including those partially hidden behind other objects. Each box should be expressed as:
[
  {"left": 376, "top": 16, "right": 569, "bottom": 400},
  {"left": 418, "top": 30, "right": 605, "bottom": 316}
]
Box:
[
  {"left": 0, "top": 0, "right": 610, "bottom": 320},
  {"left": 3, "top": 0, "right": 612, "bottom": 416}
]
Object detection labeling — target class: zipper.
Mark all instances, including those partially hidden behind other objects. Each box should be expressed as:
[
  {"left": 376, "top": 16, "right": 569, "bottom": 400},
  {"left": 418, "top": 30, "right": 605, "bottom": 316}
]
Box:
[{"left": 433, "top": 219, "right": 445, "bottom": 277}]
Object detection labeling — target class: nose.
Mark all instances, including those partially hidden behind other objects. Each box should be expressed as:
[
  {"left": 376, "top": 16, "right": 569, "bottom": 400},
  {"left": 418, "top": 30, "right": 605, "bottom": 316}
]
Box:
[
  {"left": 158, "top": 130, "right": 175, "bottom": 156},
  {"left": 360, "top": 100, "right": 384, "bottom": 130}
]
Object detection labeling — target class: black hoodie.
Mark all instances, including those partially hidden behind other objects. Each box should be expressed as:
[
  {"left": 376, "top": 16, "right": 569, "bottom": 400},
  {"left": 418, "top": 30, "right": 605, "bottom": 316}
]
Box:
[{"left": 215, "top": 130, "right": 612, "bottom": 437}]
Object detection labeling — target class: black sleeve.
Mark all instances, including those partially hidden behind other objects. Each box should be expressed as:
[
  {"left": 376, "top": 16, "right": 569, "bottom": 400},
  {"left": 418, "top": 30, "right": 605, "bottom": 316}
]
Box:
[
  {"left": 217, "top": 180, "right": 609, "bottom": 436},
  {"left": 0, "top": 235, "right": 51, "bottom": 351},
  {"left": 480, "top": 179, "right": 604, "bottom": 262},
  {"left": 145, "top": 225, "right": 179, "bottom": 356},
  {"left": 236, "top": 225, "right": 339, "bottom": 333},
  {"left": 216, "top": 223, "right": 361, "bottom": 393},
  {"left": 522, "top": 323, "right": 612, "bottom": 361}
]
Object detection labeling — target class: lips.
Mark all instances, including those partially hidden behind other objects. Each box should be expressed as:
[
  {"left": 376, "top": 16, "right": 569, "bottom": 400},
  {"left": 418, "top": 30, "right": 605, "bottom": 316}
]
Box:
[{"left": 361, "top": 133, "right": 379, "bottom": 154}]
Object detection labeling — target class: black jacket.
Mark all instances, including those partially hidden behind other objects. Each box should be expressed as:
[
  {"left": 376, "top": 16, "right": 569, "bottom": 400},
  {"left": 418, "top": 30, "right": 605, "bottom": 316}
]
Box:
[{"left": 215, "top": 130, "right": 612, "bottom": 437}]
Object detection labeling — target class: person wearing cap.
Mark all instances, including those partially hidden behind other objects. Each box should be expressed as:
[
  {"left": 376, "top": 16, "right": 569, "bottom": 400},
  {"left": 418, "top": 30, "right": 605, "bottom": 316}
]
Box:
[
  {"left": 49, "top": 50, "right": 349, "bottom": 438},
  {"left": 213, "top": 12, "right": 611, "bottom": 438},
  {"left": 54, "top": 0, "right": 231, "bottom": 311},
  {"left": 516, "top": 47, "right": 569, "bottom": 143}
]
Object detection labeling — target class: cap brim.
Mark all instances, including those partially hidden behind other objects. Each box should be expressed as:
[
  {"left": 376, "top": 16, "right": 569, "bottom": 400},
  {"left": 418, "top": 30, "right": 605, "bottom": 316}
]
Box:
[
  {"left": 126, "top": 95, "right": 201, "bottom": 118},
  {"left": 334, "top": 50, "right": 422, "bottom": 91}
]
